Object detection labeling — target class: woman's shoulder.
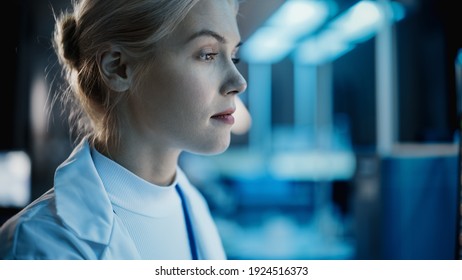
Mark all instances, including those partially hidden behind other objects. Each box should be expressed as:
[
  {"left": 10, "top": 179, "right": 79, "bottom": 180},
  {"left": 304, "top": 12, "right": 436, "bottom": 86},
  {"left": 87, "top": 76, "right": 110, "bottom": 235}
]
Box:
[
  {"left": 0, "top": 189, "right": 95, "bottom": 259},
  {"left": 0, "top": 188, "right": 58, "bottom": 236}
]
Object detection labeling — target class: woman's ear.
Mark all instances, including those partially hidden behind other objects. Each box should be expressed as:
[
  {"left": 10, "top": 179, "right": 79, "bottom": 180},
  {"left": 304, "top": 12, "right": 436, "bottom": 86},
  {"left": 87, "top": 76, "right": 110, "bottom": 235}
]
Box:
[{"left": 99, "top": 46, "right": 132, "bottom": 92}]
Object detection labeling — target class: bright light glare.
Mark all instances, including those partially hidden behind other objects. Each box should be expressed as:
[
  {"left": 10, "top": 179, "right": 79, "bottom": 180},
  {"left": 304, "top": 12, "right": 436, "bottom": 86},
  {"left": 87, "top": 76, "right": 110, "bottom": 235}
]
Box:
[
  {"left": 295, "top": 30, "right": 353, "bottom": 64},
  {"left": 241, "top": 27, "right": 294, "bottom": 64},
  {"left": 269, "top": 150, "right": 356, "bottom": 181},
  {"left": 295, "top": 0, "right": 406, "bottom": 65},
  {"left": 232, "top": 97, "right": 252, "bottom": 135},
  {"left": 241, "top": 0, "right": 330, "bottom": 64},
  {"left": 330, "top": 0, "right": 383, "bottom": 44},
  {"left": 267, "top": 0, "right": 329, "bottom": 37},
  {"left": 0, "top": 151, "right": 31, "bottom": 207}
]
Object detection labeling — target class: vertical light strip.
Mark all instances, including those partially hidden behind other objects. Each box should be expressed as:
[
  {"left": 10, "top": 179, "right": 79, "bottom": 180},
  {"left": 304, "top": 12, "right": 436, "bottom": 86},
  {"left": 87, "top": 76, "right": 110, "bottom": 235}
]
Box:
[
  {"left": 317, "top": 63, "right": 334, "bottom": 149},
  {"left": 376, "top": 0, "right": 396, "bottom": 155},
  {"left": 455, "top": 49, "right": 462, "bottom": 115},
  {"left": 248, "top": 64, "right": 272, "bottom": 154},
  {"left": 294, "top": 63, "right": 317, "bottom": 129}
]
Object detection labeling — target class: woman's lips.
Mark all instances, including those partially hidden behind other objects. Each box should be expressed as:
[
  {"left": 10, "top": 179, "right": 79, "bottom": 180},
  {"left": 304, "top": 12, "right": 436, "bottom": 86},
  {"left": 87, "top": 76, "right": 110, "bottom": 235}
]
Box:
[{"left": 211, "top": 109, "right": 235, "bottom": 125}]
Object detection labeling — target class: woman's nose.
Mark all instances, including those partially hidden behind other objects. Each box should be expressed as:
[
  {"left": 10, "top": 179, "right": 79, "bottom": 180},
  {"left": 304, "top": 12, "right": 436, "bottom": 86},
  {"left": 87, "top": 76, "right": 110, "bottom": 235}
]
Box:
[{"left": 222, "top": 67, "right": 247, "bottom": 96}]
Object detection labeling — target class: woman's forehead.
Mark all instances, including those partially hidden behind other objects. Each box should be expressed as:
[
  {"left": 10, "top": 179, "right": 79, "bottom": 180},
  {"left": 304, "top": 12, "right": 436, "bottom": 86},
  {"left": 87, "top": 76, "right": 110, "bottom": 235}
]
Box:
[{"left": 175, "top": 0, "right": 240, "bottom": 43}]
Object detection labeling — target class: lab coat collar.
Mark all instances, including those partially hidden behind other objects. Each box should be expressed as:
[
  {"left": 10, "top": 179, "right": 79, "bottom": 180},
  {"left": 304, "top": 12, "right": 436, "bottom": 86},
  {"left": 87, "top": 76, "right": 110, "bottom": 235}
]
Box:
[
  {"left": 52, "top": 139, "right": 226, "bottom": 259},
  {"left": 54, "top": 139, "right": 114, "bottom": 245},
  {"left": 176, "top": 169, "right": 227, "bottom": 260}
]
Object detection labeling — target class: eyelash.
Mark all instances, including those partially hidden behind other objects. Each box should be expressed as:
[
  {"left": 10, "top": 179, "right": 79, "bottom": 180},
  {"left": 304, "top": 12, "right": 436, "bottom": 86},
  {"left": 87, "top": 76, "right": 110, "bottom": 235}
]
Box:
[
  {"left": 198, "top": 52, "right": 240, "bottom": 65},
  {"left": 199, "top": 52, "right": 218, "bottom": 62}
]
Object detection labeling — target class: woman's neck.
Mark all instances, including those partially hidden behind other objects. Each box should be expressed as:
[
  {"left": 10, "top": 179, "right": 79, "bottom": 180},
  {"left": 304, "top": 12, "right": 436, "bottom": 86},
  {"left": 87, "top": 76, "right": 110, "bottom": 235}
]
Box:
[{"left": 98, "top": 137, "right": 180, "bottom": 186}]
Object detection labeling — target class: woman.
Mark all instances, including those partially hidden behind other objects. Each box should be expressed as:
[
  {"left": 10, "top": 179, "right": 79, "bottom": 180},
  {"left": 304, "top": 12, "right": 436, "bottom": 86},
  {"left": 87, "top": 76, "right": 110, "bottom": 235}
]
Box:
[{"left": 0, "top": 0, "right": 247, "bottom": 260}]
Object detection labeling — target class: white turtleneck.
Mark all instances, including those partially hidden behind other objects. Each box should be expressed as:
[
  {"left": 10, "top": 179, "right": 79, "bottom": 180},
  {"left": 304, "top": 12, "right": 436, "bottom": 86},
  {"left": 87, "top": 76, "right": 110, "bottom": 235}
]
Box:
[{"left": 91, "top": 148, "right": 191, "bottom": 259}]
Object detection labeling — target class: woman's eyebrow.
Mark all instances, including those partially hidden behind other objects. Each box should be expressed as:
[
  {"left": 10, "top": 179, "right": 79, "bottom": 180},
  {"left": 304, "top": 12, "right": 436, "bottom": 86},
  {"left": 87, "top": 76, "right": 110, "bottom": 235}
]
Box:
[
  {"left": 187, "top": 29, "right": 226, "bottom": 43},
  {"left": 186, "top": 29, "right": 242, "bottom": 47}
]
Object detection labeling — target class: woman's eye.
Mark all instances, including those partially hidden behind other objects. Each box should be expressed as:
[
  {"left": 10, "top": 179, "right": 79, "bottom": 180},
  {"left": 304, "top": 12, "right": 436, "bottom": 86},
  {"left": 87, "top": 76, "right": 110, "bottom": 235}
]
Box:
[
  {"left": 232, "top": 58, "right": 240, "bottom": 64},
  {"left": 199, "top": 52, "right": 218, "bottom": 61}
]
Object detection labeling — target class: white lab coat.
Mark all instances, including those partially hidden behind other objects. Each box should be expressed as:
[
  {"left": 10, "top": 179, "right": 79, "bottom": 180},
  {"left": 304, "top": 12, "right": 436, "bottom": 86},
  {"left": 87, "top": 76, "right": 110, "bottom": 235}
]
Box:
[{"left": 0, "top": 140, "right": 226, "bottom": 260}]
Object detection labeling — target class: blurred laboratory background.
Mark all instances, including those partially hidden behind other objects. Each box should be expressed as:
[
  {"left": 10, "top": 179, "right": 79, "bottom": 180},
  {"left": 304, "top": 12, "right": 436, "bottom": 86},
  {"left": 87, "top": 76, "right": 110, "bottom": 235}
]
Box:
[{"left": 1, "top": 0, "right": 461, "bottom": 260}]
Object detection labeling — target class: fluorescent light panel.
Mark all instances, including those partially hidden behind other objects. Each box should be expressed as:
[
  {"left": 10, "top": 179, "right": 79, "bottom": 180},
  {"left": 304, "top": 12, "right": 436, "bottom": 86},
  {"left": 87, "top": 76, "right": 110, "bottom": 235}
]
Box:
[
  {"left": 330, "top": 0, "right": 383, "bottom": 44},
  {"left": 241, "top": 0, "right": 330, "bottom": 64},
  {"left": 295, "top": 0, "right": 406, "bottom": 65},
  {"left": 266, "top": 0, "right": 330, "bottom": 37},
  {"left": 295, "top": 29, "right": 354, "bottom": 65},
  {"left": 269, "top": 150, "right": 356, "bottom": 181}
]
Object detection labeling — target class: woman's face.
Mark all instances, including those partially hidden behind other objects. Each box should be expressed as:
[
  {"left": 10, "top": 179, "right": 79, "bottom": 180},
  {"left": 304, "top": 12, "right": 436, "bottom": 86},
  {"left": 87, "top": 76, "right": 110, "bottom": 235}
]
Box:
[{"left": 126, "top": 0, "right": 247, "bottom": 155}]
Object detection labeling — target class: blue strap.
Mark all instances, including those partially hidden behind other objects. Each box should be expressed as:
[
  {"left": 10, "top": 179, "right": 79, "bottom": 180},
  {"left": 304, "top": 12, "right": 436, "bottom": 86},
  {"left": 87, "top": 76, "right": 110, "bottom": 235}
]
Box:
[{"left": 176, "top": 185, "right": 198, "bottom": 260}]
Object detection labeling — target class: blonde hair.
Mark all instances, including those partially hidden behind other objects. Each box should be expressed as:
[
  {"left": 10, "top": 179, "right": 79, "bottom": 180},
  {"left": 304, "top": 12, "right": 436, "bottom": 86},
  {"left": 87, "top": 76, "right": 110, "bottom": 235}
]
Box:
[{"left": 52, "top": 0, "right": 208, "bottom": 150}]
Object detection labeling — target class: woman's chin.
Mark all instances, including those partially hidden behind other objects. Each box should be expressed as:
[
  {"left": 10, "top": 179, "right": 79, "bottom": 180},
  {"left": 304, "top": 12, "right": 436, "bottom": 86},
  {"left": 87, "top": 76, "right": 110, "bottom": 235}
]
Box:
[{"left": 188, "top": 139, "right": 231, "bottom": 156}]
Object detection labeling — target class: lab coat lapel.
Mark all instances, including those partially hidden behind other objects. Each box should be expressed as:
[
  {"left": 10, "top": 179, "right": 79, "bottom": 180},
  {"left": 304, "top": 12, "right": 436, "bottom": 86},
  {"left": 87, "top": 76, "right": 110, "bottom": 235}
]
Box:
[
  {"left": 54, "top": 140, "right": 113, "bottom": 244},
  {"left": 54, "top": 139, "right": 140, "bottom": 259},
  {"left": 100, "top": 217, "right": 141, "bottom": 259}
]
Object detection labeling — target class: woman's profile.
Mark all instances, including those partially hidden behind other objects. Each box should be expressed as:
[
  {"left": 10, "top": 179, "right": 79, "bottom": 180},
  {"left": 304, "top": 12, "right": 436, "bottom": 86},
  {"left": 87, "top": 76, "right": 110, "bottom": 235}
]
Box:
[{"left": 0, "top": 0, "right": 247, "bottom": 260}]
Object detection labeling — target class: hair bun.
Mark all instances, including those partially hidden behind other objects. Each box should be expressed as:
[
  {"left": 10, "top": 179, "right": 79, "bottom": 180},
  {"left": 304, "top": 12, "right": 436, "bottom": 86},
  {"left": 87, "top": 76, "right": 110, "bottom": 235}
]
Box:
[{"left": 55, "top": 14, "right": 80, "bottom": 69}]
